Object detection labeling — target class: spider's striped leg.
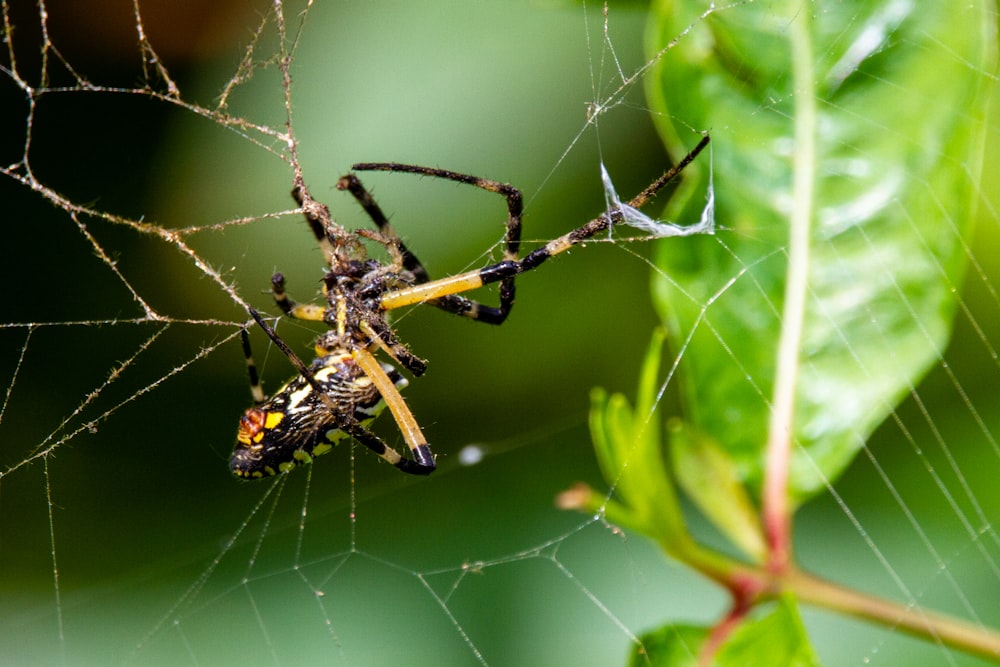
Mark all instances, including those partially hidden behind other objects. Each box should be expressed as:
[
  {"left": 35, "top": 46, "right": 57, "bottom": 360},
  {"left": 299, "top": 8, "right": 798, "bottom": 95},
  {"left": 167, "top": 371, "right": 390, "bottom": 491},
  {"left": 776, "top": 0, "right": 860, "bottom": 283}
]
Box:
[
  {"left": 291, "top": 175, "right": 340, "bottom": 265},
  {"left": 348, "top": 163, "right": 524, "bottom": 325},
  {"left": 241, "top": 328, "right": 266, "bottom": 405},
  {"left": 376, "top": 135, "right": 710, "bottom": 314},
  {"left": 337, "top": 174, "right": 429, "bottom": 283},
  {"left": 271, "top": 272, "right": 325, "bottom": 321},
  {"left": 340, "top": 417, "right": 435, "bottom": 475},
  {"left": 350, "top": 346, "right": 436, "bottom": 474},
  {"left": 359, "top": 318, "right": 428, "bottom": 377},
  {"left": 247, "top": 307, "right": 321, "bottom": 388}
]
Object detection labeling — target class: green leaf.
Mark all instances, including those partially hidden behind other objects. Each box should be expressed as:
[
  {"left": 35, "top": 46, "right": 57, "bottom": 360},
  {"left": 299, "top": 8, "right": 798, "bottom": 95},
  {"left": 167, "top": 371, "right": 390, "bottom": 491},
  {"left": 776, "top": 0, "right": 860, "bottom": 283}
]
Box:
[
  {"left": 630, "top": 596, "right": 819, "bottom": 666},
  {"left": 629, "top": 624, "right": 708, "bottom": 667},
  {"left": 668, "top": 420, "right": 766, "bottom": 562},
  {"left": 586, "top": 331, "right": 690, "bottom": 547},
  {"left": 716, "top": 596, "right": 820, "bottom": 667},
  {"left": 645, "top": 1, "right": 996, "bottom": 500}
]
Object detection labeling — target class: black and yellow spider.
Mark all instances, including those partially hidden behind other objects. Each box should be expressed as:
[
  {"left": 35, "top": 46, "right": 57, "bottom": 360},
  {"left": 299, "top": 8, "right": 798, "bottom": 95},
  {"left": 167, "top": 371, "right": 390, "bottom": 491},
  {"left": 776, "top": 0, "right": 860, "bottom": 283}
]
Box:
[{"left": 230, "top": 135, "right": 710, "bottom": 479}]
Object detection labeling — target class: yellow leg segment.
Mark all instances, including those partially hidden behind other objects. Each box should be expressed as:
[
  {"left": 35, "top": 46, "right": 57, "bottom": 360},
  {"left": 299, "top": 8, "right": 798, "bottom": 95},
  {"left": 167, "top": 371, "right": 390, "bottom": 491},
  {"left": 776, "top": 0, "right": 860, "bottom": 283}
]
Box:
[
  {"left": 380, "top": 271, "right": 487, "bottom": 310},
  {"left": 286, "top": 303, "right": 326, "bottom": 321},
  {"left": 352, "top": 347, "right": 435, "bottom": 471}
]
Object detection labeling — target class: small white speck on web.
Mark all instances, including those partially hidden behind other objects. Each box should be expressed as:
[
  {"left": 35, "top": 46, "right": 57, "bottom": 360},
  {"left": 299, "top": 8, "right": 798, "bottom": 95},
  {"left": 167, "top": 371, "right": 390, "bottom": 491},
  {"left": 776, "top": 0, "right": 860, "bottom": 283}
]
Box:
[{"left": 458, "top": 444, "right": 487, "bottom": 466}]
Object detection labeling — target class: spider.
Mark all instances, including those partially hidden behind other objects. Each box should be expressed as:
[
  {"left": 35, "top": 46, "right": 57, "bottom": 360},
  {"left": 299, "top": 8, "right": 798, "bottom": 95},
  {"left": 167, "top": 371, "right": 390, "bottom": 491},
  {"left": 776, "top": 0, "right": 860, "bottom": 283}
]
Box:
[{"left": 230, "top": 135, "right": 710, "bottom": 479}]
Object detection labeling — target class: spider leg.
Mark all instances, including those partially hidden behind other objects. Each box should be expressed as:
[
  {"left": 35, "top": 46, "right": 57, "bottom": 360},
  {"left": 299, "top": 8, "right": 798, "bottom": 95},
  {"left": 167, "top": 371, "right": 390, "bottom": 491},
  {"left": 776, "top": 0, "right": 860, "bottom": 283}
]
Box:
[
  {"left": 339, "top": 417, "right": 433, "bottom": 475},
  {"left": 271, "top": 272, "right": 325, "bottom": 321},
  {"left": 289, "top": 175, "right": 343, "bottom": 266},
  {"left": 347, "top": 163, "right": 524, "bottom": 324},
  {"left": 337, "top": 174, "right": 429, "bottom": 283},
  {"left": 359, "top": 319, "right": 428, "bottom": 377},
  {"left": 241, "top": 328, "right": 266, "bottom": 405},
  {"left": 350, "top": 346, "right": 436, "bottom": 474},
  {"left": 373, "top": 135, "right": 710, "bottom": 313},
  {"left": 247, "top": 307, "right": 322, "bottom": 390}
]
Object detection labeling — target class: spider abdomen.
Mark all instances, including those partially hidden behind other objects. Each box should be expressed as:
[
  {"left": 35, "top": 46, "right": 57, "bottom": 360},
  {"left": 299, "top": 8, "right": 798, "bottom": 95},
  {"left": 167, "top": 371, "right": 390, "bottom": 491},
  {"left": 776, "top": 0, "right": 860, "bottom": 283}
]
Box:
[{"left": 230, "top": 350, "right": 406, "bottom": 479}]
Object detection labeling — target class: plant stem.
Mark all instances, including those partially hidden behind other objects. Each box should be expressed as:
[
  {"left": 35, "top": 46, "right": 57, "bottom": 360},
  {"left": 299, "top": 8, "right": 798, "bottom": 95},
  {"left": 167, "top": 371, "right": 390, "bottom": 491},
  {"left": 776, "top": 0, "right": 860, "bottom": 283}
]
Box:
[
  {"left": 763, "top": 4, "right": 816, "bottom": 571},
  {"left": 786, "top": 567, "right": 1000, "bottom": 661},
  {"left": 677, "top": 541, "right": 1000, "bottom": 660}
]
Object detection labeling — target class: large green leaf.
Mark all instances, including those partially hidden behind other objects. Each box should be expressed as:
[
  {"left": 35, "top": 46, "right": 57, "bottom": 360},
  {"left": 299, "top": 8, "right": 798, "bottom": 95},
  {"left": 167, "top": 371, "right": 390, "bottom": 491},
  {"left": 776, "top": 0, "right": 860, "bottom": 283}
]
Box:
[{"left": 645, "top": 1, "right": 995, "bottom": 500}]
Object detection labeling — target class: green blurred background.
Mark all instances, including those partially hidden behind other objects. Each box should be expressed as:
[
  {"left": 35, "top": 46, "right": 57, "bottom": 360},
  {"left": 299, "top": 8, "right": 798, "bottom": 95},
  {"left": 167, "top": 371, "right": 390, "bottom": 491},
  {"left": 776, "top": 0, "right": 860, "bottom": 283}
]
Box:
[{"left": 2, "top": 1, "right": 999, "bottom": 664}]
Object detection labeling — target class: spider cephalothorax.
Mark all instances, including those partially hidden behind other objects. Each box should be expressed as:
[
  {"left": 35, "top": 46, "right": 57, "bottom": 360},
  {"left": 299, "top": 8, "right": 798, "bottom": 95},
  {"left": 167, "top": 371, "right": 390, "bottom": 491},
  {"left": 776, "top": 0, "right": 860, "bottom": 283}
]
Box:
[{"left": 231, "top": 136, "right": 709, "bottom": 478}]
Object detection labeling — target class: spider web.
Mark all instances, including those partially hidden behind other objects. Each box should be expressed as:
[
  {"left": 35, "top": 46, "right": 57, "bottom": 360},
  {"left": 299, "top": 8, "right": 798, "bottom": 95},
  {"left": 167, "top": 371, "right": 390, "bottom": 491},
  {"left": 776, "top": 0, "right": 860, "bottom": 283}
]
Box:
[{"left": 2, "top": 1, "right": 1000, "bottom": 665}]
